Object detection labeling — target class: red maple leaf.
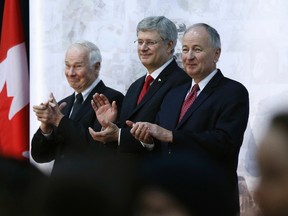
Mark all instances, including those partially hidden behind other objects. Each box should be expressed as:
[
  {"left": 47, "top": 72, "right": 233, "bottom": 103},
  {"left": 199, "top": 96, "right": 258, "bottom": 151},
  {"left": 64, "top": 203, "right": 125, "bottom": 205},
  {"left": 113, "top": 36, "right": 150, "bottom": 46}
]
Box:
[{"left": 0, "top": 83, "right": 29, "bottom": 160}]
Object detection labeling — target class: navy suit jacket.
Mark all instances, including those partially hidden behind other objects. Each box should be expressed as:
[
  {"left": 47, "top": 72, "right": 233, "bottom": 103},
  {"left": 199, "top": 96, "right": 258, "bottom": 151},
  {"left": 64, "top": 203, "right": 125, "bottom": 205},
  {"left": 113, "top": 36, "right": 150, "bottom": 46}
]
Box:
[
  {"left": 155, "top": 70, "right": 249, "bottom": 214},
  {"left": 118, "top": 59, "right": 190, "bottom": 153},
  {"left": 31, "top": 80, "right": 124, "bottom": 172}
]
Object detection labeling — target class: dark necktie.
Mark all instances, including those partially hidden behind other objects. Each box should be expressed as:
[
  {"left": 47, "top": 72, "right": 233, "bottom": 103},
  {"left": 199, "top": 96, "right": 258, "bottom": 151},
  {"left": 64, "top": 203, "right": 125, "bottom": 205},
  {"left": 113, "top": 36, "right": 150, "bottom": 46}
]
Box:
[
  {"left": 70, "top": 93, "right": 83, "bottom": 120},
  {"left": 178, "top": 84, "right": 199, "bottom": 123},
  {"left": 137, "top": 75, "right": 154, "bottom": 104}
]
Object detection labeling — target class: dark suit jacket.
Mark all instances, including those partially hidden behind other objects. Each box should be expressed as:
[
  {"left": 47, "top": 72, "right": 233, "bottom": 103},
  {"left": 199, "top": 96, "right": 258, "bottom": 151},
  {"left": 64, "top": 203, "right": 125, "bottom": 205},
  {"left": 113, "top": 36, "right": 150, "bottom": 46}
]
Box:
[
  {"left": 31, "top": 80, "right": 124, "bottom": 172},
  {"left": 118, "top": 59, "right": 190, "bottom": 153},
  {"left": 155, "top": 70, "right": 249, "bottom": 215}
]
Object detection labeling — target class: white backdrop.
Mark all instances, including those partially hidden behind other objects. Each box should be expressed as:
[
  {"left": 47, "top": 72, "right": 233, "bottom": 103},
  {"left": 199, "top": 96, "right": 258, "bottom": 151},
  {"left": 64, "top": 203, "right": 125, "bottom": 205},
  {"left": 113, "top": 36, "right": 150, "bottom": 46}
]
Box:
[{"left": 29, "top": 0, "right": 288, "bottom": 200}]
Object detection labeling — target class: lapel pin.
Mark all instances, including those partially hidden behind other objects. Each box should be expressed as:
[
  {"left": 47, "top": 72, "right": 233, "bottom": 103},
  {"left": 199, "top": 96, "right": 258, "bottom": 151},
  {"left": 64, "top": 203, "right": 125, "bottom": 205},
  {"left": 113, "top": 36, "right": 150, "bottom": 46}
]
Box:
[{"left": 158, "top": 78, "right": 161, "bottom": 82}]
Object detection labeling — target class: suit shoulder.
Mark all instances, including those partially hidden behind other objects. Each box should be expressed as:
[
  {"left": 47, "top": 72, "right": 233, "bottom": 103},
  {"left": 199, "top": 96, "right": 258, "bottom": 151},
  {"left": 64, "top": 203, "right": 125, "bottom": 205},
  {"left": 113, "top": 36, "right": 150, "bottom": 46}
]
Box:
[
  {"left": 171, "top": 67, "right": 190, "bottom": 83},
  {"left": 166, "top": 82, "right": 190, "bottom": 97},
  {"left": 223, "top": 77, "right": 248, "bottom": 91},
  {"left": 58, "top": 94, "right": 73, "bottom": 104},
  {"left": 103, "top": 86, "right": 123, "bottom": 95},
  {"left": 126, "top": 75, "right": 145, "bottom": 92},
  {"left": 219, "top": 77, "right": 249, "bottom": 99},
  {"left": 102, "top": 86, "right": 124, "bottom": 101}
]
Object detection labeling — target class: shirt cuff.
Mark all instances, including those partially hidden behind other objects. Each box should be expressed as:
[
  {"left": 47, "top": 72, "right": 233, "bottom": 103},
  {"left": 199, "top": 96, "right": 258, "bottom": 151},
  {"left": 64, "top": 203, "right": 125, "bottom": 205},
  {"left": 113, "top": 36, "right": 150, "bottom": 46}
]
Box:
[
  {"left": 118, "top": 129, "right": 121, "bottom": 146},
  {"left": 141, "top": 141, "right": 155, "bottom": 151},
  {"left": 40, "top": 128, "right": 53, "bottom": 139}
]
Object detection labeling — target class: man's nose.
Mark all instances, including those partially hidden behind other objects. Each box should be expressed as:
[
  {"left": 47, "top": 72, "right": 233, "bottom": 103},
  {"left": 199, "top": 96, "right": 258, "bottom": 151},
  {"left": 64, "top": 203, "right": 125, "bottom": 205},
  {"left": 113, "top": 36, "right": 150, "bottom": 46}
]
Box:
[
  {"left": 139, "top": 42, "right": 149, "bottom": 50},
  {"left": 67, "top": 66, "right": 75, "bottom": 75},
  {"left": 187, "top": 50, "right": 195, "bottom": 59}
]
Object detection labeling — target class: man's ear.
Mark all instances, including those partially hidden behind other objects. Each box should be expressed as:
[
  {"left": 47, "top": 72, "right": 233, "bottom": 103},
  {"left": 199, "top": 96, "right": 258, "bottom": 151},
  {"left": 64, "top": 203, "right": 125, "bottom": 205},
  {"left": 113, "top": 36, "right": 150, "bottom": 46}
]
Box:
[
  {"left": 94, "top": 62, "right": 101, "bottom": 71},
  {"left": 167, "top": 40, "right": 174, "bottom": 53},
  {"left": 214, "top": 48, "right": 221, "bottom": 62}
]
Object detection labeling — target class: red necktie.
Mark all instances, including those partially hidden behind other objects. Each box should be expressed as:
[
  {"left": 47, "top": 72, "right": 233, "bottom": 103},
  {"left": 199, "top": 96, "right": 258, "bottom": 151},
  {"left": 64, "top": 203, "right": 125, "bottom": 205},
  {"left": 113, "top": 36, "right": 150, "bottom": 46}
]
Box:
[
  {"left": 178, "top": 84, "right": 199, "bottom": 123},
  {"left": 137, "top": 75, "right": 154, "bottom": 104}
]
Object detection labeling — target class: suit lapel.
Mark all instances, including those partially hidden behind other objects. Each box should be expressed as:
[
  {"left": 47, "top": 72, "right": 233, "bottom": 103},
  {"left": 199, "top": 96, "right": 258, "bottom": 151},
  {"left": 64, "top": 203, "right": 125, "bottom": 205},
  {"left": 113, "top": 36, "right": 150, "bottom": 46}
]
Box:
[
  {"left": 123, "top": 76, "right": 146, "bottom": 118},
  {"left": 136, "top": 72, "right": 168, "bottom": 107},
  {"left": 133, "top": 60, "right": 177, "bottom": 111},
  {"left": 176, "top": 70, "right": 224, "bottom": 128},
  {"left": 123, "top": 60, "right": 180, "bottom": 121},
  {"left": 62, "top": 94, "right": 75, "bottom": 117},
  {"left": 168, "top": 84, "right": 190, "bottom": 129}
]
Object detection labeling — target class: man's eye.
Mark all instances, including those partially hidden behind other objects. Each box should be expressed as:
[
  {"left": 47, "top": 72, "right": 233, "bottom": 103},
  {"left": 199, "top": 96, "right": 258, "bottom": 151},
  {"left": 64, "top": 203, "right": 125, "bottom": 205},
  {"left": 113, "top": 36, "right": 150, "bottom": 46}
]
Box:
[
  {"left": 182, "top": 48, "right": 188, "bottom": 53},
  {"left": 147, "top": 41, "right": 155, "bottom": 46}
]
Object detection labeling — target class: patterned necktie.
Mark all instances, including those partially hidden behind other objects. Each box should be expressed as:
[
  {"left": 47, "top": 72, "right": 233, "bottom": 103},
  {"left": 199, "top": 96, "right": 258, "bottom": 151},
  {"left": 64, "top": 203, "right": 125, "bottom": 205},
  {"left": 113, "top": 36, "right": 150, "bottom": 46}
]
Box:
[
  {"left": 178, "top": 84, "right": 199, "bottom": 123},
  {"left": 70, "top": 93, "right": 83, "bottom": 120},
  {"left": 137, "top": 75, "right": 154, "bottom": 104}
]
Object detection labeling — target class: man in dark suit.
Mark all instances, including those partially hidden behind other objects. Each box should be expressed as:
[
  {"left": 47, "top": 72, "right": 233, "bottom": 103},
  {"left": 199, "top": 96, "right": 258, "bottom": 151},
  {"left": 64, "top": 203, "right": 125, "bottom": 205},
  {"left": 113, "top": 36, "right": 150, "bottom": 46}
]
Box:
[
  {"left": 31, "top": 40, "right": 124, "bottom": 174},
  {"left": 129, "top": 23, "right": 249, "bottom": 215},
  {"left": 88, "top": 16, "right": 189, "bottom": 154}
]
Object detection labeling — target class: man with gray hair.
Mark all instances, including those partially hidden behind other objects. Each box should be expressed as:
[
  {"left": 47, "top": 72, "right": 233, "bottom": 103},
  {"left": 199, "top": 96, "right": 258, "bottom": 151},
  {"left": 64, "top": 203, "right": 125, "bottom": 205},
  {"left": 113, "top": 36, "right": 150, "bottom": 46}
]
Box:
[
  {"left": 89, "top": 16, "right": 189, "bottom": 154},
  {"left": 31, "top": 40, "right": 124, "bottom": 174},
  {"left": 129, "top": 23, "right": 249, "bottom": 215}
]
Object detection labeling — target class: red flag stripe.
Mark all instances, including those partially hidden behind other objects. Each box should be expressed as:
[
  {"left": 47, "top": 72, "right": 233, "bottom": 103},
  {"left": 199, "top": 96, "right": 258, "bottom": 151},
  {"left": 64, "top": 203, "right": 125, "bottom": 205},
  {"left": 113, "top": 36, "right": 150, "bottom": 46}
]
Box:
[
  {"left": 0, "top": 0, "right": 25, "bottom": 62},
  {"left": 0, "top": 0, "right": 29, "bottom": 160}
]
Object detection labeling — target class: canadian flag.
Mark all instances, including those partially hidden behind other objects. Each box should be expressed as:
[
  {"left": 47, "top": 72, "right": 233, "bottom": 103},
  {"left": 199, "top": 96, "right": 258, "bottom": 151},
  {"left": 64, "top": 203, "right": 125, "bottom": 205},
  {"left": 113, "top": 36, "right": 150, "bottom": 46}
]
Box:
[{"left": 0, "top": 0, "right": 29, "bottom": 160}]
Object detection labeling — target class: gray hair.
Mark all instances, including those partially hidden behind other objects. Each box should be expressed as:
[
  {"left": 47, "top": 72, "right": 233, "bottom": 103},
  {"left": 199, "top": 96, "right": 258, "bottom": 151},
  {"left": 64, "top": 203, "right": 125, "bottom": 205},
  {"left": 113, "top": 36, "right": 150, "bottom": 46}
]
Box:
[
  {"left": 68, "top": 40, "right": 102, "bottom": 69},
  {"left": 136, "top": 16, "right": 178, "bottom": 53},
  {"left": 184, "top": 23, "right": 221, "bottom": 49}
]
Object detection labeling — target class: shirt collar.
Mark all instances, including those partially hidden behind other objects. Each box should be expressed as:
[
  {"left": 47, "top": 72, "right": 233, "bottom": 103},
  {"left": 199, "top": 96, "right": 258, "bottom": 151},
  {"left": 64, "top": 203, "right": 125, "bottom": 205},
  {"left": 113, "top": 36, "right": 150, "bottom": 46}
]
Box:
[
  {"left": 190, "top": 69, "right": 218, "bottom": 93},
  {"left": 145, "top": 58, "right": 173, "bottom": 80},
  {"left": 75, "top": 77, "right": 101, "bottom": 101}
]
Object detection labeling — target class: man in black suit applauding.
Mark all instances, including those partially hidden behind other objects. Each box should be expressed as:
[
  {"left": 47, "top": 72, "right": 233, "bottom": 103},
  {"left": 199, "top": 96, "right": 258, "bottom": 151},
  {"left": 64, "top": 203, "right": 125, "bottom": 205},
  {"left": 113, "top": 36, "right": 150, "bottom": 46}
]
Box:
[{"left": 31, "top": 40, "right": 124, "bottom": 174}]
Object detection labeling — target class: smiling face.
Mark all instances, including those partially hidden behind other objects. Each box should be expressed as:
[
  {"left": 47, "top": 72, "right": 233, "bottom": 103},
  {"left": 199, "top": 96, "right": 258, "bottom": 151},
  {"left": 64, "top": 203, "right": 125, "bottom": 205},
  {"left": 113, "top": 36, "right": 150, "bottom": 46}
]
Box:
[
  {"left": 137, "top": 30, "right": 173, "bottom": 73},
  {"left": 64, "top": 46, "right": 99, "bottom": 93},
  {"left": 181, "top": 26, "right": 220, "bottom": 83},
  {"left": 255, "top": 127, "right": 288, "bottom": 216}
]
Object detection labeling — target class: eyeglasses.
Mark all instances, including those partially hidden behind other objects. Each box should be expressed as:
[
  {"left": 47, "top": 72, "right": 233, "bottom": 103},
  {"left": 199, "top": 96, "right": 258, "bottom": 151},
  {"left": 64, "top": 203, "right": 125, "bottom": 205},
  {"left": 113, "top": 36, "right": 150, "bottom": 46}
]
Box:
[{"left": 134, "top": 38, "right": 165, "bottom": 48}]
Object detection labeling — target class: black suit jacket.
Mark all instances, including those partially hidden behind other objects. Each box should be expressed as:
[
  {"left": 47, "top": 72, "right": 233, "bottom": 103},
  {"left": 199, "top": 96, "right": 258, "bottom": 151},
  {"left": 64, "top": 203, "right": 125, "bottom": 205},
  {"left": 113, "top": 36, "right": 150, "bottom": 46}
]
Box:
[
  {"left": 31, "top": 80, "right": 124, "bottom": 172},
  {"left": 118, "top": 59, "right": 190, "bottom": 153},
  {"left": 155, "top": 70, "right": 249, "bottom": 214}
]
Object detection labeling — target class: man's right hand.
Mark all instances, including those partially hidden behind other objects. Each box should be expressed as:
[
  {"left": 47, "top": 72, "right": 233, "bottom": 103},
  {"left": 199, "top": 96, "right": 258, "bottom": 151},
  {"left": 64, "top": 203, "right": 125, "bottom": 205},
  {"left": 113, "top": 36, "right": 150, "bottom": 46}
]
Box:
[
  {"left": 88, "top": 120, "right": 119, "bottom": 143},
  {"left": 33, "top": 93, "right": 67, "bottom": 130},
  {"left": 91, "top": 93, "right": 118, "bottom": 124}
]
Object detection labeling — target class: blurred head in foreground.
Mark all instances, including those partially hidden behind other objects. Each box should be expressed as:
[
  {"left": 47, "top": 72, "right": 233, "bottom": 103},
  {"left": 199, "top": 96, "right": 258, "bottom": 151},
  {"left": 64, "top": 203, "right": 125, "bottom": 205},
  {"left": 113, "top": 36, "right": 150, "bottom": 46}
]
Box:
[
  {"left": 30, "top": 150, "right": 138, "bottom": 216},
  {"left": 255, "top": 112, "right": 288, "bottom": 216},
  {"left": 134, "top": 152, "right": 235, "bottom": 216}
]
